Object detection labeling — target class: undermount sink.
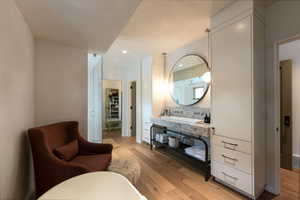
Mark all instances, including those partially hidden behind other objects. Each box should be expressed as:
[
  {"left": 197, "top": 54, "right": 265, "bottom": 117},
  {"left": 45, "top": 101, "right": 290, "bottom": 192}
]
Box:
[
  {"left": 152, "top": 115, "right": 211, "bottom": 137},
  {"left": 160, "top": 116, "right": 203, "bottom": 124}
]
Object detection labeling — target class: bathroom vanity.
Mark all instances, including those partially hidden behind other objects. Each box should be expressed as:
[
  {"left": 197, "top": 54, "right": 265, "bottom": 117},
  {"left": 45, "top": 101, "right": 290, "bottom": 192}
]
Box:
[{"left": 150, "top": 54, "right": 213, "bottom": 181}]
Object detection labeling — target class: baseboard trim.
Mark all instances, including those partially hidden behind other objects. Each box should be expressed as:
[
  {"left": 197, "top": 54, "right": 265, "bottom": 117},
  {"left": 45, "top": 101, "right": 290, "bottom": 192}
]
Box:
[
  {"left": 265, "top": 184, "right": 278, "bottom": 195},
  {"left": 293, "top": 154, "right": 300, "bottom": 169}
]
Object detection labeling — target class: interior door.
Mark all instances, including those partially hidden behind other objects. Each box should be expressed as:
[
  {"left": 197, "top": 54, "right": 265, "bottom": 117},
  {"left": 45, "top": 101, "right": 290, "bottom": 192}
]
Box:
[
  {"left": 280, "top": 60, "right": 293, "bottom": 170},
  {"left": 130, "top": 81, "right": 137, "bottom": 136}
]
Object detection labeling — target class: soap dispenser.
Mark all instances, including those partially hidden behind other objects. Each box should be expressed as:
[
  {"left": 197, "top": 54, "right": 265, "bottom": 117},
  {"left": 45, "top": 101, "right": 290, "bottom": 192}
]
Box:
[{"left": 204, "top": 113, "right": 211, "bottom": 124}]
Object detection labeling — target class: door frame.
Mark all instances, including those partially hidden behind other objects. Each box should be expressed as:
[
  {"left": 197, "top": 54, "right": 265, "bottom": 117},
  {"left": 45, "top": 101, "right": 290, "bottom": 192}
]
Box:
[
  {"left": 273, "top": 34, "right": 300, "bottom": 194},
  {"left": 88, "top": 53, "right": 102, "bottom": 143},
  {"left": 123, "top": 73, "right": 142, "bottom": 143}
]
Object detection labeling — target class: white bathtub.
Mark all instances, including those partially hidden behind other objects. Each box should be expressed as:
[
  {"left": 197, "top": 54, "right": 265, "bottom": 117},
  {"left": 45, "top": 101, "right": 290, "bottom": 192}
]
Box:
[{"left": 38, "top": 172, "right": 147, "bottom": 200}]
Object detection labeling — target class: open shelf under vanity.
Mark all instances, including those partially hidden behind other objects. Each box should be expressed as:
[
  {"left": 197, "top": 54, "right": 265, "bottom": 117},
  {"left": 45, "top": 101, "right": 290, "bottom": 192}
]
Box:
[{"left": 150, "top": 124, "right": 211, "bottom": 181}]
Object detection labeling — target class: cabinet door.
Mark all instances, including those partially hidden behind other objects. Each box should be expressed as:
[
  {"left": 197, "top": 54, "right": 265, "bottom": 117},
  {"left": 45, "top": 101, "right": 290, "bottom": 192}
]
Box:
[{"left": 211, "top": 17, "right": 252, "bottom": 141}]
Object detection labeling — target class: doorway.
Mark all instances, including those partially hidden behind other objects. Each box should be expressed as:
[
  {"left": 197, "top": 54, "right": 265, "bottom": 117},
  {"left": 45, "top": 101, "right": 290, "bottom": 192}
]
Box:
[
  {"left": 129, "top": 81, "right": 137, "bottom": 137},
  {"left": 102, "top": 80, "right": 122, "bottom": 139},
  {"left": 279, "top": 39, "right": 300, "bottom": 171},
  {"left": 275, "top": 38, "right": 300, "bottom": 198}
]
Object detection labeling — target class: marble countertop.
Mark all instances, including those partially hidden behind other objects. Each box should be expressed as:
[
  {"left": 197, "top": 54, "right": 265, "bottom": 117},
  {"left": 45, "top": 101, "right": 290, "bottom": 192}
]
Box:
[{"left": 151, "top": 116, "right": 211, "bottom": 138}]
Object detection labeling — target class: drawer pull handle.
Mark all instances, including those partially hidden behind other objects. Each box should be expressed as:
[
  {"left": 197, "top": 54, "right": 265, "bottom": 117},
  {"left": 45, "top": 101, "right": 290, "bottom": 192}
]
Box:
[
  {"left": 222, "top": 154, "right": 238, "bottom": 162},
  {"left": 222, "top": 172, "right": 238, "bottom": 180},
  {"left": 222, "top": 141, "right": 238, "bottom": 146}
]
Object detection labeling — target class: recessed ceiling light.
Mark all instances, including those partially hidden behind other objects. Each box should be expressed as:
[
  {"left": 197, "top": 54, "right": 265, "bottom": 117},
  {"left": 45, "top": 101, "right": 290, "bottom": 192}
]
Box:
[
  {"left": 178, "top": 64, "right": 183, "bottom": 67},
  {"left": 122, "top": 50, "right": 128, "bottom": 54}
]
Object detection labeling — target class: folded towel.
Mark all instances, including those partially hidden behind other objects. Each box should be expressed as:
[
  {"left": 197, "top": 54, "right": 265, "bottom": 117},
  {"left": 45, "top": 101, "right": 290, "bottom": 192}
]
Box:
[{"left": 184, "top": 145, "right": 210, "bottom": 161}]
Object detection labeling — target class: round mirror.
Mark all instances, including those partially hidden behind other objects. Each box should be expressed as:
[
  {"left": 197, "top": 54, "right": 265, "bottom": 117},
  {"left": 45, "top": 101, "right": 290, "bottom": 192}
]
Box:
[{"left": 169, "top": 54, "right": 210, "bottom": 106}]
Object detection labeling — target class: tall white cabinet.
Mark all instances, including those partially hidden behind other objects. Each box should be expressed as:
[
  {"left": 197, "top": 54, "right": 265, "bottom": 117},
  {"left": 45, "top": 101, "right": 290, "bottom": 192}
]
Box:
[
  {"left": 211, "top": 1, "right": 266, "bottom": 199},
  {"left": 141, "top": 56, "right": 153, "bottom": 143}
]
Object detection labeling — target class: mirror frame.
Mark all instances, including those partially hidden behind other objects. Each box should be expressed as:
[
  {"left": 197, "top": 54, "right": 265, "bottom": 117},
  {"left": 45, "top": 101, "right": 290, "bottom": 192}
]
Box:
[{"left": 168, "top": 54, "right": 210, "bottom": 106}]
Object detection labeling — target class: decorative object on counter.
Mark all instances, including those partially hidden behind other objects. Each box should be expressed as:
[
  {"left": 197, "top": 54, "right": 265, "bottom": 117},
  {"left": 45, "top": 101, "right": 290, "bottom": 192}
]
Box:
[
  {"left": 204, "top": 113, "right": 211, "bottom": 124},
  {"left": 168, "top": 136, "right": 180, "bottom": 148},
  {"left": 161, "top": 108, "right": 170, "bottom": 116},
  {"left": 168, "top": 54, "right": 210, "bottom": 106}
]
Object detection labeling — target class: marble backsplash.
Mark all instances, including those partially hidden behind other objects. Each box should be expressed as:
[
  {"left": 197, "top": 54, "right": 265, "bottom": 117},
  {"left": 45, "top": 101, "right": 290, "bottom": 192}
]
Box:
[{"left": 165, "top": 106, "right": 210, "bottom": 120}]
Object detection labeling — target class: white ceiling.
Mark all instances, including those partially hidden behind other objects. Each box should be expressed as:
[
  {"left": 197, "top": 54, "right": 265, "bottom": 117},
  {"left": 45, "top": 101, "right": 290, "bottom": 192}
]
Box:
[
  {"left": 15, "top": 0, "right": 236, "bottom": 65},
  {"left": 15, "top": 0, "right": 141, "bottom": 52},
  {"left": 103, "top": 0, "right": 235, "bottom": 68},
  {"left": 112, "top": 0, "right": 236, "bottom": 56}
]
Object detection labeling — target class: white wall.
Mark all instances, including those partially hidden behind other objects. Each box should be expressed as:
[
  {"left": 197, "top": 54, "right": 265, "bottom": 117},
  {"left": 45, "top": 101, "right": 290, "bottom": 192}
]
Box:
[
  {"left": 141, "top": 56, "right": 153, "bottom": 125},
  {"left": 0, "top": 0, "right": 35, "bottom": 199},
  {"left": 151, "top": 54, "right": 166, "bottom": 116},
  {"left": 279, "top": 40, "right": 300, "bottom": 158},
  {"left": 166, "top": 36, "right": 210, "bottom": 108},
  {"left": 265, "top": 0, "right": 300, "bottom": 193},
  {"left": 102, "top": 56, "right": 122, "bottom": 81},
  {"left": 34, "top": 40, "right": 88, "bottom": 138}
]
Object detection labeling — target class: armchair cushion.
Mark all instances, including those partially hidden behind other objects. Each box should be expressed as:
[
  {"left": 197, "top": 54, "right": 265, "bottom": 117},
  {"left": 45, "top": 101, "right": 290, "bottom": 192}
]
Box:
[
  {"left": 71, "top": 154, "right": 112, "bottom": 171},
  {"left": 77, "top": 135, "right": 113, "bottom": 155},
  {"left": 53, "top": 140, "right": 79, "bottom": 161}
]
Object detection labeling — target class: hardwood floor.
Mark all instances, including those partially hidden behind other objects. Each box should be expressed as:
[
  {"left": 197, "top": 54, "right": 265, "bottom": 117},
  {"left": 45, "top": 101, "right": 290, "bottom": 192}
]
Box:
[{"left": 106, "top": 134, "right": 299, "bottom": 200}]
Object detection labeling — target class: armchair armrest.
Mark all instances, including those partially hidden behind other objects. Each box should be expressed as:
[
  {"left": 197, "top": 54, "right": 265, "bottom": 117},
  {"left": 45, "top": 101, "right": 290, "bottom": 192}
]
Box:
[
  {"left": 29, "top": 135, "right": 91, "bottom": 197},
  {"left": 78, "top": 135, "right": 113, "bottom": 155}
]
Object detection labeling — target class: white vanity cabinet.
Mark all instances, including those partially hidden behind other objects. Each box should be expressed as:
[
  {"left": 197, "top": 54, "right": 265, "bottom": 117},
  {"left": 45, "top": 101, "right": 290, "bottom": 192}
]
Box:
[
  {"left": 143, "top": 121, "right": 152, "bottom": 143},
  {"left": 211, "top": 0, "right": 266, "bottom": 199}
]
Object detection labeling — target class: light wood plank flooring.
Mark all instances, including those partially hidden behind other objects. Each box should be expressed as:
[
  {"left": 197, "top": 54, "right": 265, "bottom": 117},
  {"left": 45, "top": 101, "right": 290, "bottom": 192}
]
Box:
[{"left": 105, "top": 134, "right": 299, "bottom": 200}]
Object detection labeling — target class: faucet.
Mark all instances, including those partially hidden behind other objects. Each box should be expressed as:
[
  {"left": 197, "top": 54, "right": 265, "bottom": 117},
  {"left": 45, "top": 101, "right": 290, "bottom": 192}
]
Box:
[{"left": 162, "top": 108, "right": 170, "bottom": 116}]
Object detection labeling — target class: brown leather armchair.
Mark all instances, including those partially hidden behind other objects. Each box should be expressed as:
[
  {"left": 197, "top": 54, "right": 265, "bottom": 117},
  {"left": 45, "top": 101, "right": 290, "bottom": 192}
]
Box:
[{"left": 28, "top": 121, "right": 113, "bottom": 198}]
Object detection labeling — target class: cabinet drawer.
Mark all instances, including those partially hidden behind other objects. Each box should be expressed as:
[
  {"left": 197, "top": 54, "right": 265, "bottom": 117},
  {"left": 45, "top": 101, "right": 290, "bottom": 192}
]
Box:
[
  {"left": 144, "top": 122, "right": 152, "bottom": 131},
  {"left": 143, "top": 131, "right": 150, "bottom": 143},
  {"left": 213, "top": 135, "right": 251, "bottom": 154},
  {"left": 213, "top": 162, "right": 252, "bottom": 195},
  {"left": 213, "top": 145, "right": 252, "bottom": 174}
]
